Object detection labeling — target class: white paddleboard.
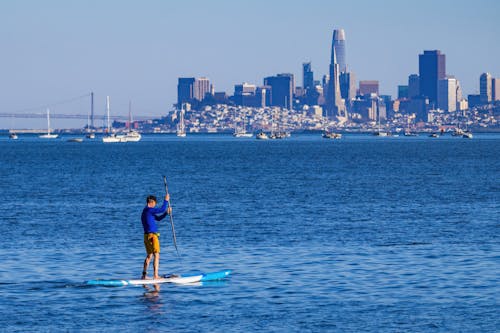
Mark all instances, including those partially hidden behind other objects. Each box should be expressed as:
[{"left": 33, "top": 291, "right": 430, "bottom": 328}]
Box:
[{"left": 86, "top": 270, "right": 231, "bottom": 286}]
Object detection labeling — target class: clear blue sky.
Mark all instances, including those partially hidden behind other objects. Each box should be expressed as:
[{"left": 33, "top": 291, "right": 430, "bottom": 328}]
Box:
[{"left": 1, "top": 0, "right": 499, "bottom": 128}]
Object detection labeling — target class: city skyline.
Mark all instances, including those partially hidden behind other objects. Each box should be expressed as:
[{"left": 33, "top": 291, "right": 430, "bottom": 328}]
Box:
[{"left": 1, "top": 0, "right": 499, "bottom": 128}]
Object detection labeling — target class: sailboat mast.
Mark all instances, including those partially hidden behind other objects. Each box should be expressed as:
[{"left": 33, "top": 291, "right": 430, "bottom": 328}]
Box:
[
  {"left": 46, "top": 108, "right": 50, "bottom": 135},
  {"left": 90, "top": 91, "right": 94, "bottom": 129},
  {"left": 106, "top": 96, "right": 110, "bottom": 133}
]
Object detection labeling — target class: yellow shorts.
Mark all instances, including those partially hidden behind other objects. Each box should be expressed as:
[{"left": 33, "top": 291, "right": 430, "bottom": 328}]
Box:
[{"left": 144, "top": 233, "right": 160, "bottom": 254}]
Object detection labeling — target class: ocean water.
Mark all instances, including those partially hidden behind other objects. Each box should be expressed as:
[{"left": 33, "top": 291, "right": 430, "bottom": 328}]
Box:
[{"left": 0, "top": 133, "right": 498, "bottom": 332}]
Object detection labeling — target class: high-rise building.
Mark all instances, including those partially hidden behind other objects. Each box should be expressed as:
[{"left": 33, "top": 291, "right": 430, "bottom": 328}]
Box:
[
  {"left": 264, "top": 74, "right": 294, "bottom": 109},
  {"left": 359, "top": 80, "right": 379, "bottom": 96},
  {"left": 340, "top": 71, "right": 356, "bottom": 101},
  {"left": 194, "top": 77, "right": 211, "bottom": 101},
  {"left": 326, "top": 29, "right": 347, "bottom": 118},
  {"left": 419, "top": 50, "right": 446, "bottom": 106},
  {"left": 437, "top": 77, "right": 457, "bottom": 112},
  {"left": 408, "top": 74, "right": 420, "bottom": 99},
  {"left": 480, "top": 73, "right": 492, "bottom": 103},
  {"left": 303, "top": 62, "right": 314, "bottom": 91},
  {"left": 493, "top": 78, "right": 500, "bottom": 101},
  {"left": 332, "top": 29, "right": 346, "bottom": 72},
  {"left": 398, "top": 85, "right": 409, "bottom": 99},
  {"left": 233, "top": 83, "right": 265, "bottom": 107},
  {"left": 177, "top": 77, "right": 196, "bottom": 106}
]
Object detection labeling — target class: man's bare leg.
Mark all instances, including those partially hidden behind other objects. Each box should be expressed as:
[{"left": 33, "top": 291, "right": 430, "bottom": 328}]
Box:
[
  {"left": 153, "top": 253, "right": 160, "bottom": 279},
  {"left": 142, "top": 253, "right": 153, "bottom": 279}
]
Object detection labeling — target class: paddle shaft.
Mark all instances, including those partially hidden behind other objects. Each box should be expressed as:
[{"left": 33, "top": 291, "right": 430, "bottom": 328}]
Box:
[{"left": 163, "top": 176, "right": 180, "bottom": 257}]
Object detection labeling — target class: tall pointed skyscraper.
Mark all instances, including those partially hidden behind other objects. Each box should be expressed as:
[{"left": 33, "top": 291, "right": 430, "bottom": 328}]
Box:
[
  {"left": 326, "top": 29, "right": 347, "bottom": 119},
  {"left": 332, "top": 29, "right": 346, "bottom": 72}
]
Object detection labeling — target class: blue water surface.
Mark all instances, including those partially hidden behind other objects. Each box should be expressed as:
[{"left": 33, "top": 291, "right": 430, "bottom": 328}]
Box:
[{"left": 0, "top": 133, "right": 498, "bottom": 332}]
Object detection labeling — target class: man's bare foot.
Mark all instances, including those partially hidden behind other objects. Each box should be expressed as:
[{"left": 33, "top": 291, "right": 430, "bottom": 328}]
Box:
[
  {"left": 153, "top": 275, "right": 160, "bottom": 280},
  {"left": 141, "top": 271, "right": 147, "bottom": 280},
  {"left": 165, "top": 274, "right": 180, "bottom": 278}
]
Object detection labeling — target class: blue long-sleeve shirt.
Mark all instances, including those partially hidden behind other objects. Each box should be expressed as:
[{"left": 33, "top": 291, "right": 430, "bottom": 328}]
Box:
[{"left": 141, "top": 200, "right": 168, "bottom": 234}]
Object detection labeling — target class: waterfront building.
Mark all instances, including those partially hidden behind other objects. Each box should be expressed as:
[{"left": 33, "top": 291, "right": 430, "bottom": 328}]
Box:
[
  {"left": 177, "top": 77, "right": 196, "bottom": 106},
  {"left": 264, "top": 74, "right": 294, "bottom": 109},
  {"left": 408, "top": 74, "right": 420, "bottom": 99},
  {"left": 359, "top": 80, "right": 379, "bottom": 96},
  {"left": 480, "top": 73, "right": 492, "bottom": 103},
  {"left": 419, "top": 50, "right": 446, "bottom": 106},
  {"left": 437, "top": 77, "right": 457, "bottom": 112}
]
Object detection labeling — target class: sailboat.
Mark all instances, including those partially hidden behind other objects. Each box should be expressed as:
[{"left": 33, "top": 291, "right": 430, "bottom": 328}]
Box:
[
  {"left": 102, "top": 96, "right": 124, "bottom": 143},
  {"left": 233, "top": 108, "right": 253, "bottom": 138},
  {"left": 373, "top": 101, "right": 389, "bottom": 137},
  {"left": 86, "top": 92, "right": 95, "bottom": 139},
  {"left": 39, "top": 109, "right": 59, "bottom": 139},
  {"left": 176, "top": 104, "right": 186, "bottom": 137},
  {"left": 124, "top": 101, "right": 141, "bottom": 142}
]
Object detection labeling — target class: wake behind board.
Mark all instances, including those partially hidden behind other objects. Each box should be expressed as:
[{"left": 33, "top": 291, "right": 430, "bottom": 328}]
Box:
[{"left": 86, "top": 269, "right": 231, "bottom": 287}]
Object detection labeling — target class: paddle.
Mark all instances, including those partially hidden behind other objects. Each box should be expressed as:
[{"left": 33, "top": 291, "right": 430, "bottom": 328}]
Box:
[{"left": 163, "top": 176, "right": 180, "bottom": 257}]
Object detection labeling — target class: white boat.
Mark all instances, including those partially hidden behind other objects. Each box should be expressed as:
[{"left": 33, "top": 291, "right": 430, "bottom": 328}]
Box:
[
  {"left": 9, "top": 133, "right": 18, "bottom": 140},
  {"left": 233, "top": 131, "right": 253, "bottom": 138},
  {"left": 102, "top": 96, "right": 125, "bottom": 143},
  {"left": 124, "top": 131, "right": 141, "bottom": 142},
  {"left": 67, "top": 138, "right": 83, "bottom": 143},
  {"left": 176, "top": 104, "right": 186, "bottom": 137},
  {"left": 256, "top": 130, "right": 268, "bottom": 140},
  {"left": 404, "top": 130, "right": 418, "bottom": 137},
  {"left": 86, "top": 132, "right": 96, "bottom": 139},
  {"left": 39, "top": 109, "right": 58, "bottom": 139},
  {"left": 103, "top": 134, "right": 125, "bottom": 143},
  {"left": 124, "top": 101, "right": 142, "bottom": 142},
  {"left": 462, "top": 131, "right": 473, "bottom": 139},
  {"left": 322, "top": 131, "right": 342, "bottom": 139}
]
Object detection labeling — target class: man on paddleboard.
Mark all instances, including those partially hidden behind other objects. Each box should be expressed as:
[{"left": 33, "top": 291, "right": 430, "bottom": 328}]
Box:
[{"left": 141, "top": 194, "right": 172, "bottom": 279}]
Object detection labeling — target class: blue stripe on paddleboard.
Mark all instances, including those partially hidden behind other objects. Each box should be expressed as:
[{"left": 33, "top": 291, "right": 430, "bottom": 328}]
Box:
[
  {"left": 200, "top": 270, "right": 232, "bottom": 281},
  {"left": 86, "top": 279, "right": 128, "bottom": 286}
]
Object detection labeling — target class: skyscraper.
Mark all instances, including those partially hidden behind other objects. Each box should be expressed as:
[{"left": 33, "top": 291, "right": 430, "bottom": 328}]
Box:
[
  {"left": 177, "top": 77, "right": 195, "bottom": 106},
  {"left": 264, "top": 74, "right": 294, "bottom": 109},
  {"left": 340, "top": 71, "right": 356, "bottom": 101},
  {"left": 331, "top": 29, "right": 346, "bottom": 72},
  {"left": 480, "top": 73, "right": 492, "bottom": 103},
  {"left": 419, "top": 50, "right": 446, "bottom": 106},
  {"left": 437, "top": 77, "right": 457, "bottom": 112},
  {"left": 326, "top": 29, "right": 347, "bottom": 118},
  {"left": 194, "top": 77, "right": 211, "bottom": 101},
  {"left": 408, "top": 74, "right": 420, "bottom": 99},
  {"left": 493, "top": 78, "right": 500, "bottom": 101},
  {"left": 359, "top": 81, "right": 379, "bottom": 96},
  {"left": 303, "top": 62, "right": 314, "bottom": 91}
]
